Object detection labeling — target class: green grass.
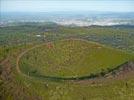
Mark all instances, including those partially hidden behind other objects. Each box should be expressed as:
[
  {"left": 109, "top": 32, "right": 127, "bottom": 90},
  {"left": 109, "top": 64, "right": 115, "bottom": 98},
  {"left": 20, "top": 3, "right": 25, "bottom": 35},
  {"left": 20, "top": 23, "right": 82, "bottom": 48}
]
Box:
[
  {"left": 19, "top": 39, "right": 132, "bottom": 78},
  {"left": 13, "top": 72, "right": 134, "bottom": 100},
  {"left": 1, "top": 25, "right": 134, "bottom": 100}
]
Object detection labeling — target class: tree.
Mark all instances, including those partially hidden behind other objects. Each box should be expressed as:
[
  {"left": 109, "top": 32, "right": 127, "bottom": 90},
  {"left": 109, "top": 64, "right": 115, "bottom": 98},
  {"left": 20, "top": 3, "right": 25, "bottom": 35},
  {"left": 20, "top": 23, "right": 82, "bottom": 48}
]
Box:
[{"left": 0, "top": 65, "right": 2, "bottom": 75}]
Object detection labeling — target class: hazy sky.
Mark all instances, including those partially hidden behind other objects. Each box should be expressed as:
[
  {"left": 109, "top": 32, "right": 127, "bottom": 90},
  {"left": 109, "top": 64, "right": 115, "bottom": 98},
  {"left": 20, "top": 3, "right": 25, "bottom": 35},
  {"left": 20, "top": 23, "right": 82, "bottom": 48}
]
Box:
[{"left": 1, "top": 0, "right": 134, "bottom": 12}]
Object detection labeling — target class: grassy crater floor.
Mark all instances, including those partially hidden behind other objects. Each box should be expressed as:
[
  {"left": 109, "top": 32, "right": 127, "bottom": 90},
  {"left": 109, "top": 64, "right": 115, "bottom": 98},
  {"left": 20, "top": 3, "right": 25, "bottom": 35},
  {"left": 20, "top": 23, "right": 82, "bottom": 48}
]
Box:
[{"left": 19, "top": 39, "right": 131, "bottom": 79}]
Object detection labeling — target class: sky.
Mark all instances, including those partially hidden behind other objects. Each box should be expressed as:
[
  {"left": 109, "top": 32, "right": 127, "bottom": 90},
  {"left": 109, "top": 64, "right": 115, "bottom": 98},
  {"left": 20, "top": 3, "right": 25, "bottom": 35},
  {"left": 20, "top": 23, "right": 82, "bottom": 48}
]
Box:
[{"left": 1, "top": 0, "right": 134, "bottom": 12}]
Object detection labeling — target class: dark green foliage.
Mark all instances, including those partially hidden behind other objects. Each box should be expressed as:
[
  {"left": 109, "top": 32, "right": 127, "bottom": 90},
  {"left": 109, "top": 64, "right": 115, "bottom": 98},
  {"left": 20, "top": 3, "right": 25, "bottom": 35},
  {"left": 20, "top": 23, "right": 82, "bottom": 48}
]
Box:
[{"left": 0, "top": 65, "right": 2, "bottom": 75}]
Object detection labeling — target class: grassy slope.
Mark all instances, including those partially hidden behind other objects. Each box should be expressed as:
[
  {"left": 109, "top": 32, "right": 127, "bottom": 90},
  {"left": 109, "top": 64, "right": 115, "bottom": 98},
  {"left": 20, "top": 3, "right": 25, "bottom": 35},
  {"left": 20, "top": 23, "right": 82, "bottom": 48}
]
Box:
[
  {"left": 0, "top": 25, "right": 134, "bottom": 100},
  {"left": 19, "top": 39, "right": 131, "bottom": 78},
  {"left": 14, "top": 72, "right": 134, "bottom": 100}
]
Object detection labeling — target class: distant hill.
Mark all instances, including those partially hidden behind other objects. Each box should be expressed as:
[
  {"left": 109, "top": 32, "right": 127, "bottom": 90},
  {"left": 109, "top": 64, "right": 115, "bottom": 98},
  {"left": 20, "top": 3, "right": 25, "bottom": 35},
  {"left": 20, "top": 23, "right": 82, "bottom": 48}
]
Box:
[{"left": 1, "top": 12, "right": 134, "bottom": 26}]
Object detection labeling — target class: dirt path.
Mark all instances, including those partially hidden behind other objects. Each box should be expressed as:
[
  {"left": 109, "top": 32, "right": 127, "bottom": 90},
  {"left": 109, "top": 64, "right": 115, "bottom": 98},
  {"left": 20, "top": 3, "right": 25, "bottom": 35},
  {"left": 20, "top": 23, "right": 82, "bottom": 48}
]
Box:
[
  {"left": 0, "top": 56, "right": 10, "bottom": 65},
  {"left": 15, "top": 39, "right": 134, "bottom": 82},
  {"left": 16, "top": 43, "right": 46, "bottom": 79}
]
